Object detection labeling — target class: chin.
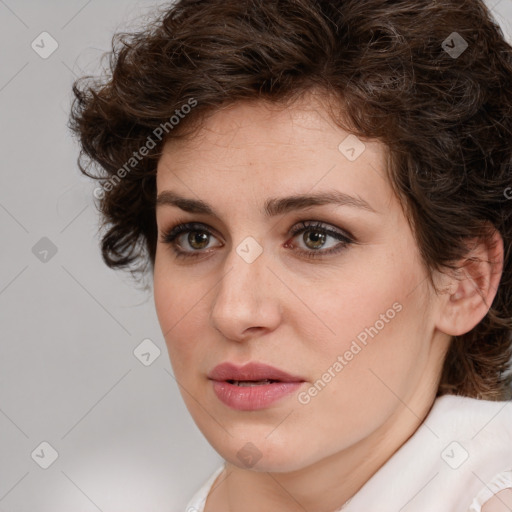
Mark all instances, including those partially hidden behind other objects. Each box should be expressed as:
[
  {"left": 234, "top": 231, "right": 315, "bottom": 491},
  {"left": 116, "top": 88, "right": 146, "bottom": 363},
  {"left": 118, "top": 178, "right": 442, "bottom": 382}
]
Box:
[{"left": 211, "top": 434, "right": 314, "bottom": 473}]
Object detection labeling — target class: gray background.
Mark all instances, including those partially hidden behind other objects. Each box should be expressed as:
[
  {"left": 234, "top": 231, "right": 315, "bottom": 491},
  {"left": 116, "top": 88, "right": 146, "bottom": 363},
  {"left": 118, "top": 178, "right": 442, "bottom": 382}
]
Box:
[{"left": 0, "top": 1, "right": 511, "bottom": 511}]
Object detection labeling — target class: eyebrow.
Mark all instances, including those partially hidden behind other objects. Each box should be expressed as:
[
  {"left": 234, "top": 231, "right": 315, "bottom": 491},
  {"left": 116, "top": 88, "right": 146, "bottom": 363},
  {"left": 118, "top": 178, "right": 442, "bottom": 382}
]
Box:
[{"left": 156, "top": 189, "right": 377, "bottom": 217}]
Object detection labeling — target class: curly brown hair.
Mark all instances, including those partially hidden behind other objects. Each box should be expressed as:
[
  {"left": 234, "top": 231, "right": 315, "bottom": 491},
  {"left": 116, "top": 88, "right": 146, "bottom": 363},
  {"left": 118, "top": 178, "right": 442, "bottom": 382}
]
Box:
[{"left": 69, "top": 0, "right": 512, "bottom": 400}]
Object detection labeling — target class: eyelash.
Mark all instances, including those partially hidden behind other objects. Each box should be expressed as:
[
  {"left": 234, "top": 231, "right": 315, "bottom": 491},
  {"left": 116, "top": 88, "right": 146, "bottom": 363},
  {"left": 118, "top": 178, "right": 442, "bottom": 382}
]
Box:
[{"left": 159, "top": 220, "right": 354, "bottom": 261}]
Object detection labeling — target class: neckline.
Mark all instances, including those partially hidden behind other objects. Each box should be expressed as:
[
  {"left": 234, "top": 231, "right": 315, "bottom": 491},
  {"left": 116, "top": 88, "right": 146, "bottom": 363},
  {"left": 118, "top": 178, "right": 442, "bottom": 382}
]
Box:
[{"left": 194, "top": 394, "right": 512, "bottom": 511}]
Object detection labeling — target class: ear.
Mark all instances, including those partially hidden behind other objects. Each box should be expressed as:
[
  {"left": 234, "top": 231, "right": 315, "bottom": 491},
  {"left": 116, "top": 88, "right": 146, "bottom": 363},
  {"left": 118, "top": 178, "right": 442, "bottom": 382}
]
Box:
[{"left": 434, "top": 224, "right": 504, "bottom": 337}]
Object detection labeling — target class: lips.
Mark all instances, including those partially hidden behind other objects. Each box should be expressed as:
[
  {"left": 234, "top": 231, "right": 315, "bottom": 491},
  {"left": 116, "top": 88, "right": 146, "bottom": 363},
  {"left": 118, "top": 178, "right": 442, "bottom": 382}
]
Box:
[
  {"left": 207, "top": 361, "right": 305, "bottom": 384},
  {"left": 208, "top": 362, "right": 305, "bottom": 411}
]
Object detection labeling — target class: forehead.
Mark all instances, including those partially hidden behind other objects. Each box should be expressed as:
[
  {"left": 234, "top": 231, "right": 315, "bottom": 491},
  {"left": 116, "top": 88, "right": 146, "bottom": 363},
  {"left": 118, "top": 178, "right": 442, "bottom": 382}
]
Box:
[{"left": 156, "top": 95, "right": 393, "bottom": 214}]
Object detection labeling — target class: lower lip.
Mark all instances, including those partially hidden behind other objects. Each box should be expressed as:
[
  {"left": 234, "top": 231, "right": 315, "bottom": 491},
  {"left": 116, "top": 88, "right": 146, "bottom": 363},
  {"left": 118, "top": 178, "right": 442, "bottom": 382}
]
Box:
[{"left": 211, "top": 380, "right": 304, "bottom": 411}]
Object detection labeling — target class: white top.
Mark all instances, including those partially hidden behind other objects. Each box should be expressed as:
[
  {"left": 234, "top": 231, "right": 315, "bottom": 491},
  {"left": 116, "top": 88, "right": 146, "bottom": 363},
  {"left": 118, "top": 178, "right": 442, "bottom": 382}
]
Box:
[{"left": 185, "top": 394, "right": 512, "bottom": 512}]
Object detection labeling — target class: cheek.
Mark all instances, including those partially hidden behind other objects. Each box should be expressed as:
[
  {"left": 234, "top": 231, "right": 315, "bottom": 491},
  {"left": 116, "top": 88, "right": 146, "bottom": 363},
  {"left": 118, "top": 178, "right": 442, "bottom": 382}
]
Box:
[
  {"left": 153, "top": 264, "right": 199, "bottom": 369},
  {"left": 295, "top": 297, "right": 427, "bottom": 453},
  {"left": 153, "top": 265, "right": 178, "bottom": 335},
  {"left": 307, "top": 246, "right": 426, "bottom": 389},
  {"left": 154, "top": 252, "right": 199, "bottom": 331},
  {"left": 308, "top": 263, "right": 405, "bottom": 353}
]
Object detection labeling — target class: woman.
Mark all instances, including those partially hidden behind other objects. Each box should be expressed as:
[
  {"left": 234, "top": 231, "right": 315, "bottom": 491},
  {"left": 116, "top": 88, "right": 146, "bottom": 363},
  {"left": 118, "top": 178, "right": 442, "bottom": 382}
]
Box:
[{"left": 69, "top": 0, "right": 512, "bottom": 510}]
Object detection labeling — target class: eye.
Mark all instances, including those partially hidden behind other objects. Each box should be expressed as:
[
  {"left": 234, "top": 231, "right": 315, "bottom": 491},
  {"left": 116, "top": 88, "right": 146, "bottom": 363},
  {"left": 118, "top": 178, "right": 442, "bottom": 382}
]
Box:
[
  {"left": 159, "top": 220, "right": 354, "bottom": 260},
  {"left": 160, "top": 222, "right": 222, "bottom": 259},
  {"left": 285, "top": 220, "right": 354, "bottom": 260}
]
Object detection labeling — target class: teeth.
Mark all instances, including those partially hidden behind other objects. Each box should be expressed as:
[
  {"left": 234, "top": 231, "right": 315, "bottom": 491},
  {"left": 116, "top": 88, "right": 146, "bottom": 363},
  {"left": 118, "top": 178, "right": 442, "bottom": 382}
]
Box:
[{"left": 230, "top": 379, "right": 275, "bottom": 386}]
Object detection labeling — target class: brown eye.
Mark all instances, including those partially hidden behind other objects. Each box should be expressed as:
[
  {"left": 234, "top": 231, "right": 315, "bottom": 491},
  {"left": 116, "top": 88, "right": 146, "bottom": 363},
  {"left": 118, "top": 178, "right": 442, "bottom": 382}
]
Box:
[
  {"left": 187, "top": 231, "right": 210, "bottom": 250},
  {"left": 160, "top": 222, "right": 222, "bottom": 259},
  {"left": 287, "top": 220, "right": 354, "bottom": 260},
  {"left": 160, "top": 220, "right": 354, "bottom": 261},
  {"left": 301, "top": 230, "right": 327, "bottom": 250}
]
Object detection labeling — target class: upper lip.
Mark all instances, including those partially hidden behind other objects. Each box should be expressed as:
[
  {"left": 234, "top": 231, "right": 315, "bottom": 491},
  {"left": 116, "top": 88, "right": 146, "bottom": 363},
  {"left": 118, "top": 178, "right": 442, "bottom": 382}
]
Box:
[{"left": 208, "top": 362, "right": 305, "bottom": 382}]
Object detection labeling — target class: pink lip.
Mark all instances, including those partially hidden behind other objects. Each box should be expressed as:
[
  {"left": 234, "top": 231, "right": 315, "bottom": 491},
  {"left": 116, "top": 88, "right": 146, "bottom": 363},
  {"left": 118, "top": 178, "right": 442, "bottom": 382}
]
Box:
[
  {"left": 208, "top": 361, "right": 304, "bottom": 382},
  {"left": 208, "top": 362, "right": 305, "bottom": 411}
]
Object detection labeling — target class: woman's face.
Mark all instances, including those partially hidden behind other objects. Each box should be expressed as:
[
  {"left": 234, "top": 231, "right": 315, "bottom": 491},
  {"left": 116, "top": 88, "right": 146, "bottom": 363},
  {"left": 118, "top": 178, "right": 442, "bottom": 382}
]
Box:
[{"left": 153, "top": 94, "right": 450, "bottom": 472}]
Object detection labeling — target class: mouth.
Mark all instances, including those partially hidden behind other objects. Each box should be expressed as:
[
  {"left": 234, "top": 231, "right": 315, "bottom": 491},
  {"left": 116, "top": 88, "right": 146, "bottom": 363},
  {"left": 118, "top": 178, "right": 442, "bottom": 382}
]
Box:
[
  {"left": 210, "top": 379, "right": 304, "bottom": 410},
  {"left": 225, "top": 379, "right": 281, "bottom": 386},
  {"left": 207, "top": 361, "right": 305, "bottom": 383},
  {"left": 207, "top": 362, "right": 305, "bottom": 410}
]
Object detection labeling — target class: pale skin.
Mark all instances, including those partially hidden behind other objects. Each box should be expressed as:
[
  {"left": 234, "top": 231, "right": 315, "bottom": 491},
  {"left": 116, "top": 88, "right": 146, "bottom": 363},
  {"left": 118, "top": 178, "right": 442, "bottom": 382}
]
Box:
[
  {"left": 482, "top": 490, "right": 512, "bottom": 512},
  {"left": 152, "top": 91, "right": 504, "bottom": 512}
]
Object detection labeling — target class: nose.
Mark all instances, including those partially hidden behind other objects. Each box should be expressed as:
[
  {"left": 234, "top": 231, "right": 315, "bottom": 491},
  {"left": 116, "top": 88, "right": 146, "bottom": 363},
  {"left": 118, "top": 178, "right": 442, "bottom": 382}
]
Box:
[{"left": 210, "top": 242, "right": 282, "bottom": 342}]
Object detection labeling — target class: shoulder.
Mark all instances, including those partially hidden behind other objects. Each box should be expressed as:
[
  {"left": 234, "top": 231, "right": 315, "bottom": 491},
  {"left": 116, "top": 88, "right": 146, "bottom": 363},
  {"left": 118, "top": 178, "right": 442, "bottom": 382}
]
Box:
[
  {"left": 481, "top": 489, "right": 512, "bottom": 511},
  {"left": 432, "top": 396, "right": 512, "bottom": 512},
  {"left": 430, "top": 394, "right": 512, "bottom": 428},
  {"left": 466, "top": 468, "right": 512, "bottom": 512},
  {"left": 418, "top": 395, "right": 512, "bottom": 512},
  {"left": 428, "top": 394, "right": 512, "bottom": 449}
]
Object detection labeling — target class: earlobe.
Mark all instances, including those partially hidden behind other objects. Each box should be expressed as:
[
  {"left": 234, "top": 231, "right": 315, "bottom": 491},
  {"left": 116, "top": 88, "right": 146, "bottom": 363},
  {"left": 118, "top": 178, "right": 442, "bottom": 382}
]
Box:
[{"left": 435, "top": 226, "right": 504, "bottom": 337}]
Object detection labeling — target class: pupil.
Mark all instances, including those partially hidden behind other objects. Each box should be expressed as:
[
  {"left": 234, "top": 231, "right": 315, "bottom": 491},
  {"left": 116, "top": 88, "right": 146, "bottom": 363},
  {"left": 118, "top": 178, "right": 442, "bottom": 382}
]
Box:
[
  {"left": 305, "top": 230, "right": 325, "bottom": 249},
  {"left": 189, "top": 231, "right": 208, "bottom": 249}
]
